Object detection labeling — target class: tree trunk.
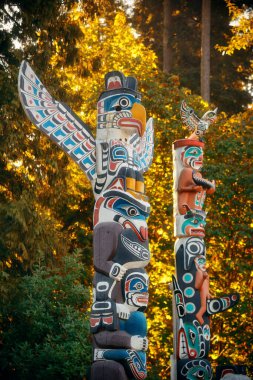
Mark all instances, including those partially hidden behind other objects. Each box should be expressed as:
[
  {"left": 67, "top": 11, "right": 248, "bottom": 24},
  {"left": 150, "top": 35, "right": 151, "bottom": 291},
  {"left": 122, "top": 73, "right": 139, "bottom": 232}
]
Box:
[
  {"left": 201, "top": 0, "right": 211, "bottom": 102},
  {"left": 163, "top": 0, "right": 172, "bottom": 74}
]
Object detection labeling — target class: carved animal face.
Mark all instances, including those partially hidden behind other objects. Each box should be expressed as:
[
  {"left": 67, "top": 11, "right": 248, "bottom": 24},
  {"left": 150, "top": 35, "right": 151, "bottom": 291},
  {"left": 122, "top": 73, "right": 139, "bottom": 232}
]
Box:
[
  {"left": 97, "top": 71, "right": 146, "bottom": 139},
  {"left": 93, "top": 190, "right": 150, "bottom": 241},
  {"left": 178, "top": 322, "right": 202, "bottom": 359}
]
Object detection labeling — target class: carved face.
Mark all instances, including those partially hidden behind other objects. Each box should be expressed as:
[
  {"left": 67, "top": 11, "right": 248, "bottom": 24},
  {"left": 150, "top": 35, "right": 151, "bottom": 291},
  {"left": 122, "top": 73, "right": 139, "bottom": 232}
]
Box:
[
  {"left": 181, "top": 146, "right": 203, "bottom": 170},
  {"left": 124, "top": 271, "right": 149, "bottom": 309},
  {"left": 94, "top": 190, "right": 150, "bottom": 241},
  {"left": 181, "top": 214, "right": 206, "bottom": 237},
  {"left": 194, "top": 255, "right": 207, "bottom": 272},
  {"left": 97, "top": 93, "right": 146, "bottom": 138},
  {"left": 178, "top": 320, "right": 209, "bottom": 360}
]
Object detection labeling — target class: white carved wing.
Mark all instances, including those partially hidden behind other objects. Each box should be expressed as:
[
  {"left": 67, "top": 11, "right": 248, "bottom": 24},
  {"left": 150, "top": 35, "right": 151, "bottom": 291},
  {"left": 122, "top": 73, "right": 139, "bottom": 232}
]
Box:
[
  {"left": 18, "top": 60, "right": 96, "bottom": 181},
  {"left": 131, "top": 117, "right": 154, "bottom": 172}
]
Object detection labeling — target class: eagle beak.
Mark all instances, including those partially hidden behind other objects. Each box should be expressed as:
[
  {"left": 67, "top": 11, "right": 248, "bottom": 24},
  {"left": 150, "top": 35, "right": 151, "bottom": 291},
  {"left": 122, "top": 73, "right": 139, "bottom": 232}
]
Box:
[{"left": 131, "top": 102, "right": 146, "bottom": 136}]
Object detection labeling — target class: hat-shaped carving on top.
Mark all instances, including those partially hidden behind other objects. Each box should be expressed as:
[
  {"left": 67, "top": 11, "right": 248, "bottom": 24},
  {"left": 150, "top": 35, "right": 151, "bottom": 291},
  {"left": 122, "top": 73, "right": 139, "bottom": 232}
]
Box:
[
  {"left": 180, "top": 100, "right": 218, "bottom": 141},
  {"left": 105, "top": 71, "right": 138, "bottom": 92}
]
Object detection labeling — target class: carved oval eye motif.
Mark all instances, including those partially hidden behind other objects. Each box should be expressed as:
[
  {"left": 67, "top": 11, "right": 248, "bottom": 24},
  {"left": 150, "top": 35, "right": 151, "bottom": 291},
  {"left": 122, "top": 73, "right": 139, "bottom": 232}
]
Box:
[
  {"left": 134, "top": 282, "right": 144, "bottom": 290},
  {"left": 127, "top": 207, "right": 139, "bottom": 217},
  {"left": 119, "top": 97, "right": 130, "bottom": 108},
  {"left": 189, "top": 329, "right": 196, "bottom": 342},
  {"left": 193, "top": 219, "right": 199, "bottom": 224}
]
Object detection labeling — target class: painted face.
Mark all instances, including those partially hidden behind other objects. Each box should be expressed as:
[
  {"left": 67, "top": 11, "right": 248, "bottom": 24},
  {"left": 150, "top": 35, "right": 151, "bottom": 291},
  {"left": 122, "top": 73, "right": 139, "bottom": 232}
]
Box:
[
  {"left": 124, "top": 271, "right": 149, "bottom": 309},
  {"left": 194, "top": 255, "right": 207, "bottom": 272},
  {"left": 181, "top": 214, "right": 206, "bottom": 237},
  {"left": 94, "top": 190, "right": 150, "bottom": 241},
  {"left": 178, "top": 322, "right": 201, "bottom": 360},
  {"left": 178, "top": 320, "right": 209, "bottom": 360},
  {"left": 181, "top": 146, "right": 203, "bottom": 170},
  {"left": 97, "top": 93, "right": 146, "bottom": 137}
]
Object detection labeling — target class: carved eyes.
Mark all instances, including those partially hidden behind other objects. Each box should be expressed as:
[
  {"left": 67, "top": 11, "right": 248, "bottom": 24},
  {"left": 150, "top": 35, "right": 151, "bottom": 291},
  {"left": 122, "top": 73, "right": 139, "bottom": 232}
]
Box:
[
  {"left": 192, "top": 370, "right": 205, "bottom": 379},
  {"left": 189, "top": 329, "right": 196, "bottom": 344},
  {"left": 119, "top": 97, "right": 130, "bottom": 108},
  {"left": 127, "top": 207, "right": 139, "bottom": 217},
  {"left": 120, "top": 205, "right": 139, "bottom": 217},
  {"left": 134, "top": 282, "right": 144, "bottom": 290},
  {"left": 115, "top": 97, "right": 131, "bottom": 111}
]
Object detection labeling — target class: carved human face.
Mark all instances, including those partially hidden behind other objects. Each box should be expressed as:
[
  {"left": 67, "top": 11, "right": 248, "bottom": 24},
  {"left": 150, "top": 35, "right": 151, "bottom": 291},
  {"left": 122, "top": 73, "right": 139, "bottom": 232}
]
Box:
[
  {"left": 181, "top": 146, "right": 203, "bottom": 170},
  {"left": 194, "top": 255, "right": 207, "bottom": 272},
  {"left": 181, "top": 214, "right": 206, "bottom": 237},
  {"left": 124, "top": 271, "right": 149, "bottom": 309}
]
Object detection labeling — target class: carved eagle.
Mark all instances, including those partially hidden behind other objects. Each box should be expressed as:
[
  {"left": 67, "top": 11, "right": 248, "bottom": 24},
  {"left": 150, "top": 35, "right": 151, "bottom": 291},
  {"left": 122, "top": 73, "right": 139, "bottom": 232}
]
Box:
[{"left": 180, "top": 100, "right": 217, "bottom": 138}]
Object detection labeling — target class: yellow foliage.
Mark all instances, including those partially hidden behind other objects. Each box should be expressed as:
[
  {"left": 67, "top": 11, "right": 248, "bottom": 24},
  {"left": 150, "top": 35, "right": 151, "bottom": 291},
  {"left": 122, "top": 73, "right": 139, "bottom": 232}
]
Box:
[{"left": 216, "top": 0, "right": 253, "bottom": 55}]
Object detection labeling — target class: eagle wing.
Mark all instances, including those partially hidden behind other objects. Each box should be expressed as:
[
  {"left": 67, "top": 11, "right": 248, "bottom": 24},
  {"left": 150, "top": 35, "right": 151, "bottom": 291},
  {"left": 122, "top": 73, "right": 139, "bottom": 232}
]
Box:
[
  {"left": 18, "top": 60, "right": 96, "bottom": 181},
  {"left": 131, "top": 117, "right": 154, "bottom": 172},
  {"left": 180, "top": 100, "right": 200, "bottom": 132}
]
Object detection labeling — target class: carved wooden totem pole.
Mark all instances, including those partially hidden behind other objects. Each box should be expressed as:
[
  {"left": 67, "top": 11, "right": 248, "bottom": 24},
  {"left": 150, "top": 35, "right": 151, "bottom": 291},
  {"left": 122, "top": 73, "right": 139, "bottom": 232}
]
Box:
[
  {"left": 18, "top": 62, "right": 153, "bottom": 380},
  {"left": 171, "top": 101, "right": 240, "bottom": 380}
]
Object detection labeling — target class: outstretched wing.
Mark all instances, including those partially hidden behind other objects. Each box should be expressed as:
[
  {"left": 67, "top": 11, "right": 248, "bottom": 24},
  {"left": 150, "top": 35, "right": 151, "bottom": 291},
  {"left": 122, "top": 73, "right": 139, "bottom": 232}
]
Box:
[
  {"left": 18, "top": 60, "right": 96, "bottom": 181},
  {"left": 180, "top": 100, "right": 200, "bottom": 132},
  {"left": 201, "top": 108, "right": 218, "bottom": 124},
  {"left": 131, "top": 117, "right": 154, "bottom": 172}
]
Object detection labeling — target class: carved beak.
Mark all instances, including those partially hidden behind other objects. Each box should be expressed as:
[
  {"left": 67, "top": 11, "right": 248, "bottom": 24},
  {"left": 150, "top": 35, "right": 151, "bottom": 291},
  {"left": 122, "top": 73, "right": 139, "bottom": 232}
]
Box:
[{"left": 131, "top": 102, "right": 146, "bottom": 136}]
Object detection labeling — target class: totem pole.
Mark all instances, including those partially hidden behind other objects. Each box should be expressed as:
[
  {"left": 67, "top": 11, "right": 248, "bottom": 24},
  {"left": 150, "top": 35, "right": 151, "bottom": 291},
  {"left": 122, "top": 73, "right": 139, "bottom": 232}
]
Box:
[
  {"left": 170, "top": 101, "right": 240, "bottom": 380},
  {"left": 18, "top": 62, "right": 153, "bottom": 380}
]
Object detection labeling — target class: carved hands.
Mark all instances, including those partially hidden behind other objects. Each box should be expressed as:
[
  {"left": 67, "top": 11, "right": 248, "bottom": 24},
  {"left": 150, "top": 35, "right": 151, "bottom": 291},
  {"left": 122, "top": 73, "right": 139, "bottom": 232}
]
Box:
[
  {"left": 130, "top": 335, "right": 148, "bottom": 351},
  {"left": 109, "top": 263, "right": 127, "bottom": 281},
  {"left": 116, "top": 303, "right": 130, "bottom": 320}
]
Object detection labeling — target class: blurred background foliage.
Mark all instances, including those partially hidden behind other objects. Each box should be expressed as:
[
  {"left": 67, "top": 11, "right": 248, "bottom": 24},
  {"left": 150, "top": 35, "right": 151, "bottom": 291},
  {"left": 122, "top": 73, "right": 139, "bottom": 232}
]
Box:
[{"left": 0, "top": 0, "right": 252, "bottom": 379}]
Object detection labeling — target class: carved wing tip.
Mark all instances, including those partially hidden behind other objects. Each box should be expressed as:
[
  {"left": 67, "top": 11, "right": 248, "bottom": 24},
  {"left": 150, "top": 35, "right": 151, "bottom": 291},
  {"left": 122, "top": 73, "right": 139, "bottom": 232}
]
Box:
[
  {"left": 201, "top": 107, "right": 218, "bottom": 124},
  {"left": 180, "top": 100, "right": 199, "bottom": 132}
]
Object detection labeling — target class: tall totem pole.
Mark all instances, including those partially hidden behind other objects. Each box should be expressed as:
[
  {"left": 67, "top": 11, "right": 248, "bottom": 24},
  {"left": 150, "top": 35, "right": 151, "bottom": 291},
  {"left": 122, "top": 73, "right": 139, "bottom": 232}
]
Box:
[
  {"left": 18, "top": 62, "right": 153, "bottom": 380},
  {"left": 171, "top": 101, "right": 240, "bottom": 380}
]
